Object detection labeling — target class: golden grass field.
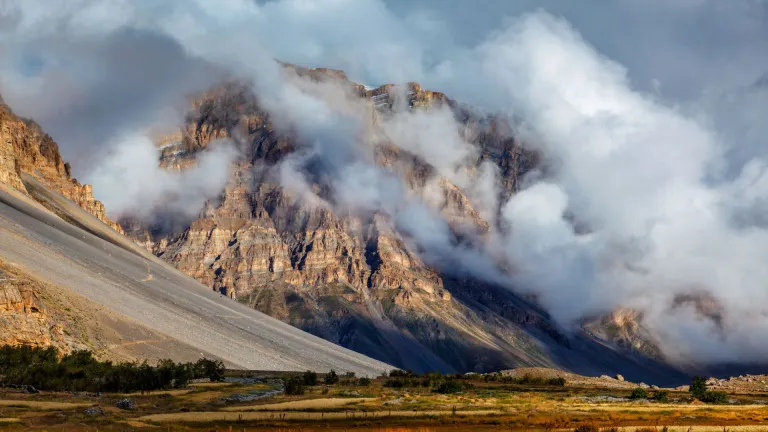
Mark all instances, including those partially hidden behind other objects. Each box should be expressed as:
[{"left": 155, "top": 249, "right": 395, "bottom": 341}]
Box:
[
  {"left": 219, "top": 396, "right": 378, "bottom": 411},
  {"left": 2, "top": 374, "right": 768, "bottom": 431},
  {"left": 0, "top": 399, "right": 92, "bottom": 409}
]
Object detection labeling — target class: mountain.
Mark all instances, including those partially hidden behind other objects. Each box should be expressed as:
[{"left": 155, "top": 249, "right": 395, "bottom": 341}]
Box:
[
  {"left": 123, "top": 66, "right": 686, "bottom": 383},
  {"left": 0, "top": 97, "right": 390, "bottom": 376}
]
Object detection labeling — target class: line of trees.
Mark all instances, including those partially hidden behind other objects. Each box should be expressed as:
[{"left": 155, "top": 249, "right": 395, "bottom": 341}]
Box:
[{"left": 0, "top": 345, "right": 225, "bottom": 393}]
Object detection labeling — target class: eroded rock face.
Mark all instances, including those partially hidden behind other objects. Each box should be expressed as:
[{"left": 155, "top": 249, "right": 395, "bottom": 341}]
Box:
[
  {"left": 0, "top": 100, "right": 123, "bottom": 233},
  {"left": 117, "top": 74, "right": 575, "bottom": 373},
  {"left": 123, "top": 70, "right": 671, "bottom": 376},
  {"left": 0, "top": 266, "right": 67, "bottom": 351},
  {"left": 581, "top": 308, "right": 664, "bottom": 360}
]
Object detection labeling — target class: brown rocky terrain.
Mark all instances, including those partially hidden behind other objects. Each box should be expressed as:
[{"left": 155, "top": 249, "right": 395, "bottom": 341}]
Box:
[
  {"left": 0, "top": 261, "right": 67, "bottom": 351},
  {"left": 0, "top": 100, "right": 122, "bottom": 233},
  {"left": 123, "top": 66, "right": 681, "bottom": 382}
]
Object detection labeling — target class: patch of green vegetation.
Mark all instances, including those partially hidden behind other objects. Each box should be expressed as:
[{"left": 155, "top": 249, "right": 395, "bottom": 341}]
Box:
[
  {"left": 700, "top": 391, "right": 728, "bottom": 404},
  {"left": 484, "top": 372, "right": 567, "bottom": 386},
  {"left": 652, "top": 390, "right": 669, "bottom": 402},
  {"left": 284, "top": 376, "right": 305, "bottom": 395},
  {"left": 0, "top": 345, "right": 224, "bottom": 393},
  {"left": 434, "top": 380, "right": 463, "bottom": 394},
  {"left": 690, "top": 376, "right": 707, "bottom": 400},
  {"left": 689, "top": 376, "right": 728, "bottom": 404},
  {"left": 629, "top": 387, "right": 648, "bottom": 400},
  {"left": 324, "top": 369, "right": 340, "bottom": 385},
  {"left": 303, "top": 370, "right": 318, "bottom": 386}
]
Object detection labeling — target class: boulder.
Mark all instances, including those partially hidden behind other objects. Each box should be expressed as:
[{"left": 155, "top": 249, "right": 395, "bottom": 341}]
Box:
[
  {"left": 84, "top": 406, "right": 104, "bottom": 416},
  {"left": 115, "top": 399, "right": 136, "bottom": 410}
]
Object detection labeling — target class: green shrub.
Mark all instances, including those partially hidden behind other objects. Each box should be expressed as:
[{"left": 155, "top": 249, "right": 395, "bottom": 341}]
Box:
[
  {"left": 689, "top": 376, "right": 707, "bottom": 400},
  {"left": 357, "top": 377, "right": 371, "bottom": 386},
  {"left": 389, "top": 369, "right": 414, "bottom": 378},
  {"left": 548, "top": 377, "right": 567, "bottom": 386},
  {"left": 434, "top": 380, "right": 463, "bottom": 394},
  {"left": 303, "top": 370, "right": 318, "bottom": 386},
  {"left": 652, "top": 390, "right": 669, "bottom": 402},
  {"left": 193, "top": 358, "right": 225, "bottom": 382},
  {"left": 384, "top": 378, "right": 408, "bottom": 388},
  {"left": 284, "top": 376, "right": 305, "bottom": 395},
  {"left": 629, "top": 387, "right": 648, "bottom": 400},
  {"left": 324, "top": 369, "right": 339, "bottom": 385},
  {"left": 700, "top": 391, "right": 727, "bottom": 404}
]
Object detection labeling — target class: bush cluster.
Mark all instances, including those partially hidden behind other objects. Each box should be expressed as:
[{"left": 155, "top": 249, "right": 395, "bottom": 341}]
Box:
[
  {"left": 302, "top": 370, "right": 318, "bottom": 386},
  {"left": 0, "top": 345, "right": 225, "bottom": 393},
  {"left": 629, "top": 387, "right": 648, "bottom": 400},
  {"left": 324, "top": 369, "right": 340, "bottom": 385},
  {"left": 284, "top": 376, "right": 305, "bottom": 395},
  {"left": 689, "top": 376, "right": 728, "bottom": 404},
  {"left": 388, "top": 369, "right": 416, "bottom": 378},
  {"left": 629, "top": 387, "right": 670, "bottom": 401},
  {"left": 484, "top": 373, "right": 566, "bottom": 386},
  {"left": 433, "top": 380, "right": 463, "bottom": 394},
  {"left": 700, "top": 391, "right": 727, "bottom": 404}
]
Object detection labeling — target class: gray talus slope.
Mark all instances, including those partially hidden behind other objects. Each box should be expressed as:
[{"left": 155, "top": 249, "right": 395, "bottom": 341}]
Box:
[{"left": 0, "top": 176, "right": 391, "bottom": 376}]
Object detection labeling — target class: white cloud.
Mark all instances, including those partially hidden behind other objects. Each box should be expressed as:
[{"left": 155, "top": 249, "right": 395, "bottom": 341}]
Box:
[{"left": 86, "top": 135, "right": 238, "bottom": 220}]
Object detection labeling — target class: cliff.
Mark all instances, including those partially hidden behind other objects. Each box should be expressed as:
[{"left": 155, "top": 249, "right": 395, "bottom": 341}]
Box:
[
  {"left": 0, "top": 100, "right": 123, "bottom": 233},
  {"left": 0, "top": 262, "right": 68, "bottom": 351}
]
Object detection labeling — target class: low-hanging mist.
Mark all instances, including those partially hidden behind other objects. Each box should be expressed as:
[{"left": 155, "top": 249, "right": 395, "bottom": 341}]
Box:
[
  {"left": 84, "top": 135, "right": 239, "bottom": 221},
  {"left": 2, "top": 0, "right": 768, "bottom": 367}
]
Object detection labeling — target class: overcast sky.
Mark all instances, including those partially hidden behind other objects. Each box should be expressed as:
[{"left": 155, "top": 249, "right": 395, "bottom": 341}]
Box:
[
  {"left": 380, "top": 0, "right": 768, "bottom": 99},
  {"left": 2, "top": 0, "right": 766, "bottom": 161}
]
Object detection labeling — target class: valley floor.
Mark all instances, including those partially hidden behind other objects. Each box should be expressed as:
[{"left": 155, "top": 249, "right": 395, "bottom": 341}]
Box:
[{"left": 2, "top": 370, "right": 768, "bottom": 431}]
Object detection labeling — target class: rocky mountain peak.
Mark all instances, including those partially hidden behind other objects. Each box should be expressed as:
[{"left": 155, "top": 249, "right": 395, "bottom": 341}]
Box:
[{"left": 118, "top": 67, "right": 676, "bottom": 380}]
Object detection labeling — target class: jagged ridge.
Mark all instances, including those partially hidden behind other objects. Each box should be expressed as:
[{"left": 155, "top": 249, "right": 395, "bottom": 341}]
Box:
[{"left": 123, "top": 67, "right": 684, "bottom": 382}]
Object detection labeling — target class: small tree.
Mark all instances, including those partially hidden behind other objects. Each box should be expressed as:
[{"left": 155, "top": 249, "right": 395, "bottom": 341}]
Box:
[
  {"left": 358, "top": 377, "right": 371, "bottom": 386},
  {"left": 194, "top": 358, "right": 225, "bottom": 382},
  {"left": 284, "top": 376, "right": 305, "bottom": 395},
  {"left": 324, "top": 369, "right": 339, "bottom": 385},
  {"left": 652, "top": 390, "right": 669, "bottom": 402},
  {"left": 689, "top": 376, "right": 707, "bottom": 400},
  {"left": 303, "top": 370, "right": 318, "bottom": 386},
  {"left": 629, "top": 387, "right": 648, "bottom": 400}
]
